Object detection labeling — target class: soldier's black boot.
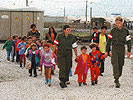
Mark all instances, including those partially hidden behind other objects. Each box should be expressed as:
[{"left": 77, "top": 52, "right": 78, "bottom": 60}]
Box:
[
  {"left": 59, "top": 78, "right": 67, "bottom": 88},
  {"left": 114, "top": 79, "right": 120, "bottom": 88},
  {"left": 59, "top": 81, "right": 67, "bottom": 88}
]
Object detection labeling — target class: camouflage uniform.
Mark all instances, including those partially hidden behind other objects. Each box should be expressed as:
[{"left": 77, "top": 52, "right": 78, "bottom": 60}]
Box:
[
  {"left": 106, "top": 27, "right": 131, "bottom": 85},
  {"left": 54, "top": 33, "right": 77, "bottom": 83}
]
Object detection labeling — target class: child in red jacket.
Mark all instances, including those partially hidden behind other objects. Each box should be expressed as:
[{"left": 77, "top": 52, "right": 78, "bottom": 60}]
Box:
[
  {"left": 74, "top": 46, "right": 89, "bottom": 86},
  {"left": 88, "top": 43, "right": 105, "bottom": 85}
]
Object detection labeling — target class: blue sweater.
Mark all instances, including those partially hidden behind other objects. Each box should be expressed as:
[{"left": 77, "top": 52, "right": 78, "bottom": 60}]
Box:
[{"left": 17, "top": 42, "right": 26, "bottom": 55}]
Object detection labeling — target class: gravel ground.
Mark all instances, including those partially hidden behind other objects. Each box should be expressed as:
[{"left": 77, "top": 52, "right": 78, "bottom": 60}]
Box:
[{"left": 0, "top": 44, "right": 133, "bottom": 100}]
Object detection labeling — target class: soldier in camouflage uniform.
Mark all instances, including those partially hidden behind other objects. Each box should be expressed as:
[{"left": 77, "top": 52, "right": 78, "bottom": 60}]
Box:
[
  {"left": 105, "top": 17, "right": 131, "bottom": 88},
  {"left": 53, "top": 25, "right": 78, "bottom": 88}
]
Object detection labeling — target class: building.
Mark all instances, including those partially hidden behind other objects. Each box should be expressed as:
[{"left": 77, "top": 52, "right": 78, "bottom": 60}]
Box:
[
  {"left": 0, "top": 7, "right": 44, "bottom": 40},
  {"left": 44, "top": 16, "right": 66, "bottom": 23}
]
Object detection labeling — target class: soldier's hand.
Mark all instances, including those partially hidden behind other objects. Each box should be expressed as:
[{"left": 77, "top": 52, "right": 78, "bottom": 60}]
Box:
[
  {"left": 127, "top": 52, "right": 131, "bottom": 58},
  {"left": 109, "top": 51, "right": 112, "bottom": 57},
  {"left": 104, "top": 52, "right": 108, "bottom": 58},
  {"left": 76, "top": 56, "right": 79, "bottom": 60}
]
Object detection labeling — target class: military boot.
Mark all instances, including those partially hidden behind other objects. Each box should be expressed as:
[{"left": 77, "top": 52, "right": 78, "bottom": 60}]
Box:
[
  {"left": 59, "top": 78, "right": 67, "bottom": 88},
  {"left": 114, "top": 79, "right": 120, "bottom": 88}
]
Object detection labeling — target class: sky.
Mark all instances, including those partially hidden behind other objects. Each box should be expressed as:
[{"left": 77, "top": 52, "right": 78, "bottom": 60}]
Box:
[{"left": 0, "top": 0, "right": 133, "bottom": 17}]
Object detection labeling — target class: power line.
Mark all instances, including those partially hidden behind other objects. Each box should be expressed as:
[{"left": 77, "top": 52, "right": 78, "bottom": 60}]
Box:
[{"left": 42, "top": 0, "right": 86, "bottom": 3}]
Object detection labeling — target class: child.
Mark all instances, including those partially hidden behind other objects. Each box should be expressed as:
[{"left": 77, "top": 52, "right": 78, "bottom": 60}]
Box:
[
  {"left": 25, "top": 37, "right": 33, "bottom": 55},
  {"left": 17, "top": 37, "right": 26, "bottom": 67},
  {"left": 11, "top": 36, "right": 17, "bottom": 62},
  {"left": 39, "top": 40, "right": 47, "bottom": 75},
  {"left": 47, "top": 40, "right": 57, "bottom": 75},
  {"left": 32, "top": 36, "right": 37, "bottom": 42},
  {"left": 26, "top": 37, "right": 32, "bottom": 49},
  {"left": 41, "top": 44, "right": 56, "bottom": 87},
  {"left": 36, "top": 39, "right": 42, "bottom": 49},
  {"left": 74, "top": 46, "right": 88, "bottom": 86},
  {"left": 2, "top": 37, "right": 12, "bottom": 61},
  {"left": 88, "top": 43, "right": 105, "bottom": 85},
  {"left": 26, "top": 43, "right": 40, "bottom": 77},
  {"left": 15, "top": 37, "right": 21, "bottom": 63}
]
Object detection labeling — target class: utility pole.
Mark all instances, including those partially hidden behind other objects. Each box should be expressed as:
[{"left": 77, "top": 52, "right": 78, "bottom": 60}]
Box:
[
  {"left": 64, "top": 7, "right": 66, "bottom": 22},
  {"left": 106, "top": 12, "right": 107, "bottom": 17},
  {"left": 85, "top": 1, "right": 88, "bottom": 23},
  {"left": 90, "top": 7, "right": 92, "bottom": 35},
  {"left": 64, "top": 7, "right": 65, "bottom": 17},
  {"left": 26, "top": 0, "right": 29, "bottom": 6},
  {"left": 85, "top": 0, "right": 88, "bottom": 29}
]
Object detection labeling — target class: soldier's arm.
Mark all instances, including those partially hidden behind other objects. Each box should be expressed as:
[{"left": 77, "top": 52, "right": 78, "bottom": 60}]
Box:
[
  {"left": 72, "top": 36, "right": 78, "bottom": 57},
  {"left": 126, "top": 30, "right": 132, "bottom": 58},
  {"left": 73, "top": 48, "right": 78, "bottom": 57},
  {"left": 105, "top": 33, "right": 112, "bottom": 57},
  {"left": 52, "top": 35, "right": 59, "bottom": 58},
  {"left": 126, "top": 30, "right": 131, "bottom": 52}
]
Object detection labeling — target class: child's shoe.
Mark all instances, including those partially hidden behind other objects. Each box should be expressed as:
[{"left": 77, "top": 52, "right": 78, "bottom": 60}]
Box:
[
  {"left": 51, "top": 69, "right": 55, "bottom": 75},
  {"left": 95, "top": 79, "right": 98, "bottom": 84},
  {"left": 7, "top": 58, "right": 10, "bottom": 61},
  {"left": 48, "top": 79, "right": 51, "bottom": 87},
  {"left": 83, "top": 83, "right": 87, "bottom": 85},
  {"left": 20, "top": 64, "right": 22, "bottom": 67},
  {"left": 99, "top": 73, "right": 103, "bottom": 76},
  {"left": 79, "top": 82, "right": 82, "bottom": 86},
  {"left": 91, "top": 81, "right": 95, "bottom": 86},
  {"left": 24, "top": 63, "right": 26, "bottom": 67},
  {"left": 45, "top": 79, "right": 48, "bottom": 85},
  {"left": 29, "top": 74, "right": 32, "bottom": 77},
  {"left": 34, "top": 74, "right": 37, "bottom": 77}
]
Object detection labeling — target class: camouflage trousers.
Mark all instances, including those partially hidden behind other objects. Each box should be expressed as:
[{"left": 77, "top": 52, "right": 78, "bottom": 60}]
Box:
[
  {"left": 111, "top": 45, "right": 125, "bottom": 79},
  {"left": 57, "top": 50, "right": 72, "bottom": 82}
]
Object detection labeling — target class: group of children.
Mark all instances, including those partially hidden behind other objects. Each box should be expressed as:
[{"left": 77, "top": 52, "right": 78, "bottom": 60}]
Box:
[
  {"left": 2, "top": 34, "right": 106, "bottom": 87},
  {"left": 2, "top": 35, "right": 56, "bottom": 87}
]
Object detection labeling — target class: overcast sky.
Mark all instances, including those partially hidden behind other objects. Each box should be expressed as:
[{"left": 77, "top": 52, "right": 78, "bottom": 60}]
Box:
[{"left": 0, "top": 0, "right": 133, "bottom": 17}]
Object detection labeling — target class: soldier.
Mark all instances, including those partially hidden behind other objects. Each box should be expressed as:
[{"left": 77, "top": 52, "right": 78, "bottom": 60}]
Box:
[
  {"left": 53, "top": 25, "right": 78, "bottom": 88},
  {"left": 105, "top": 16, "right": 131, "bottom": 88}
]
